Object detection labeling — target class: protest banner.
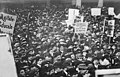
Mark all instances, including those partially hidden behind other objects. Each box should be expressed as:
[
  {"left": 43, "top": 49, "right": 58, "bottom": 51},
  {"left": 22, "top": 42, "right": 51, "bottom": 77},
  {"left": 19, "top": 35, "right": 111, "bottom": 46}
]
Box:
[
  {"left": 108, "top": 7, "right": 116, "bottom": 16},
  {"left": 91, "top": 8, "right": 101, "bottom": 16},
  {"left": 107, "top": 20, "right": 115, "bottom": 37},
  {"left": 0, "top": 12, "right": 17, "bottom": 34},
  {"left": 98, "top": 0, "right": 103, "bottom": 7},
  {"left": 0, "top": 34, "right": 18, "bottom": 77},
  {"left": 74, "top": 22, "right": 88, "bottom": 34}
]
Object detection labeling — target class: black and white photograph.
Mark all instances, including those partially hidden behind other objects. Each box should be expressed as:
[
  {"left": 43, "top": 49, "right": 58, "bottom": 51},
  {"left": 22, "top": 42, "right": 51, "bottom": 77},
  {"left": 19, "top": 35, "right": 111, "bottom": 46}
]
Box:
[{"left": 0, "top": 0, "right": 120, "bottom": 77}]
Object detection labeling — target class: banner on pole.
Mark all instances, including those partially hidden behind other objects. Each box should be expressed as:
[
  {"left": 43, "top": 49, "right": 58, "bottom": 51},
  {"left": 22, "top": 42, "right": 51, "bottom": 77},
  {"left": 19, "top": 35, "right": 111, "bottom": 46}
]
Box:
[
  {"left": 98, "top": 0, "right": 103, "bottom": 7},
  {"left": 91, "top": 8, "right": 101, "bottom": 16},
  {"left": 107, "top": 20, "right": 115, "bottom": 37},
  {"left": 74, "top": 22, "right": 88, "bottom": 34},
  {"left": 0, "top": 12, "right": 17, "bottom": 34}
]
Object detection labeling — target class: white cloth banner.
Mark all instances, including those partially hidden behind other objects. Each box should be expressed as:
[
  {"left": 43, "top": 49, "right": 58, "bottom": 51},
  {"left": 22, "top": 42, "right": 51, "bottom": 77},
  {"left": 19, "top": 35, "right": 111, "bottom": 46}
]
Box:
[
  {"left": 91, "top": 8, "right": 101, "bottom": 16},
  {"left": 0, "top": 12, "right": 17, "bottom": 34},
  {"left": 75, "top": 22, "right": 88, "bottom": 34},
  {"left": 108, "top": 7, "right": 116, "bottom": 16},
  {"left": 107, "top": 20, "right": 115, "bottom": 37},
  {"left": 98, "top": 0, "right": 103, "bottom": 7}
]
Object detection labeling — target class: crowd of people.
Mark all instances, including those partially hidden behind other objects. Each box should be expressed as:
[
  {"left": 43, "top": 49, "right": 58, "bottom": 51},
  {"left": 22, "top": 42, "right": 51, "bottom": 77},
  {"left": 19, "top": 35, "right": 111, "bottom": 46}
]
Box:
[{"left": 2, "top": 3, "right": 120, "bottom": 77}]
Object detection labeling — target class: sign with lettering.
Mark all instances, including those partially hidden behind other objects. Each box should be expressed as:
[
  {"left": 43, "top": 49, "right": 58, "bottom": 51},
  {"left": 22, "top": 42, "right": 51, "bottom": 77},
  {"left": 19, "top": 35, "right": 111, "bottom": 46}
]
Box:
[
  {"left": 75, "top": 22, "right": 88, "bottom": 34},
  {"left": 108, "top": 7, "right": 116, "bottom": 16},
  {"left": 0, "top": 12, "right": 17, "bottom": 34},
  {"left": 107, "top": 20, "right": 115, "bottom": 37},
  {"left": 91, "top": 8, "right": 101, "bottom": 16}
]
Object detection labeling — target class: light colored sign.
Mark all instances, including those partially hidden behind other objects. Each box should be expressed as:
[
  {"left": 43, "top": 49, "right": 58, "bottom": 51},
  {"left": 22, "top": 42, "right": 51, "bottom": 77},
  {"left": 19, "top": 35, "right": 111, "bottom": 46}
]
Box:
[
  {"left": 0, "top": 12, "right": 17, "bottom": 34},
  {"left": 108, "top": 7, "right": 116, "bottom": 16},
  {"left": 107, "top": 20, "right": 115, "bottom": 37},
  {"left": 91, "top": 8, "right": 101, "bottom": 16},
  {"left": 75, "top": 22, "right": 88, "bottom": 34}
]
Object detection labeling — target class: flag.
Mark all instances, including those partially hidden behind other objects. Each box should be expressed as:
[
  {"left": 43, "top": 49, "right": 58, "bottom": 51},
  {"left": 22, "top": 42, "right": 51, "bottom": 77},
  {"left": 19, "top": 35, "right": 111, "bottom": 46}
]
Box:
[
  {"left": 98, "top": 0, "right": 103, "bottom": 7},
  {"left": 76, "top": 0, "right": 81, "bottom": 8}
]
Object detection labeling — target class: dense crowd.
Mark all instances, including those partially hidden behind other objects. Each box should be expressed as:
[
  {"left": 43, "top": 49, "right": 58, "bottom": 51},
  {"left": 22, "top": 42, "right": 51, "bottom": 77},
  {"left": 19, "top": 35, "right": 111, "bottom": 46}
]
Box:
[{"left": 2, "top": 4, "right": 120, "bottom": 77}]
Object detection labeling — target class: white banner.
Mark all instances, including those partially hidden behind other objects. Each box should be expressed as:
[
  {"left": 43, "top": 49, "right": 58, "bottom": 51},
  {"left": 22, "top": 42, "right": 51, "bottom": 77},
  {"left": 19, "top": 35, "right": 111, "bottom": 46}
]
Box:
[
  {"left": 91, "top": 8, "right": 101, "bottom": 16},
  {"left": 108, "top": 7, "right": 116, "bottom": 16},
  {"left": 75, "top": 22, "right": 88, "bottom": 34},
  {"left": 0, "top": 12, "right": 17, "bottom": 34},
  {"left": 98, "top": 0, "right": 103, "bottom": 7},
  {"left": 107, "top": 20, "right": 115, "bottom": 37}
]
